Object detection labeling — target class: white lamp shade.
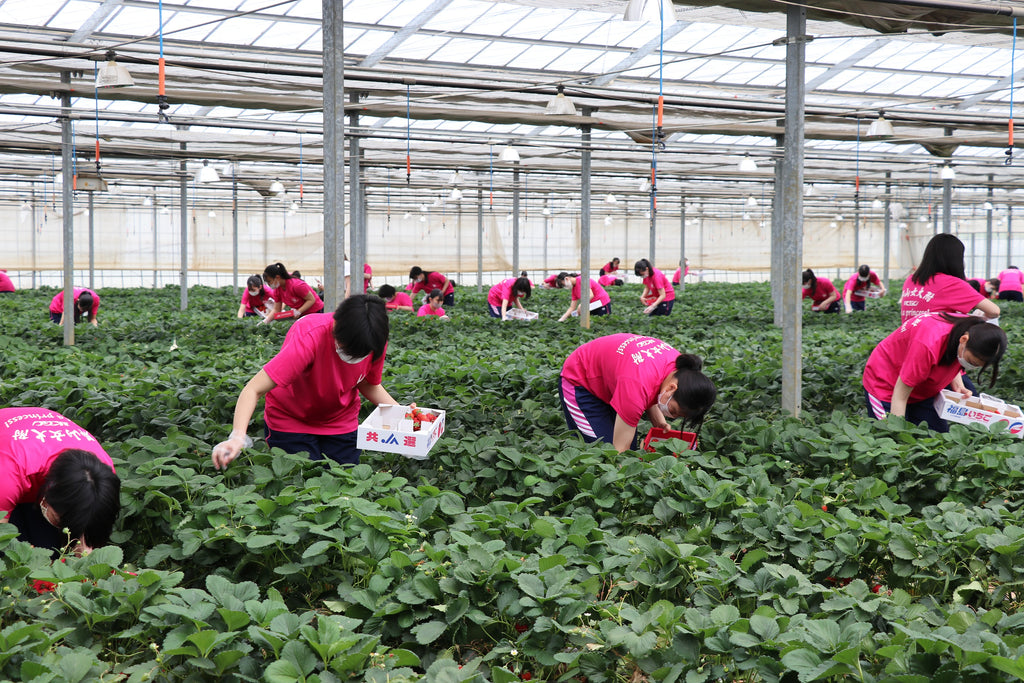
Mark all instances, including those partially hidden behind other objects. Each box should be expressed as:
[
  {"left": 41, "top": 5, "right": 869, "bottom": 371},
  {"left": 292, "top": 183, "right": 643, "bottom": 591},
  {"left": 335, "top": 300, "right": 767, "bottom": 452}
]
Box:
[
  {"left": 196, "top": 161, "right": 220, "bottom": 183},
  {"left": 142, "top": 196, "right": 152, "bottom": 207},
  {"left": 419, "top": 204, "right": 429, "bottom": 212},
  {"left": 449, "top": 170, "right": 463, "bottom": 185},
  {"left": 738, "top": 156, "right": 758, "bottom": 173},
  {"left": 96, "top": 59, "right": 134, "bottom": 88},
  {"left": 160, "top": 206, "right": 170, "bottom": 215},
  {"left": 450, "top": 188, "right": 463, "bottom": 201},
  {"left": 419, "top": 215, "right": 427, "bottom": 223},
  {"left": 404, "top": 212, "right": 411, "bottom": 219},
  {"left": 545, "top": 91, "right": 577, "bottom": 116},
  {"left": 269, "top": 180, "right": 285, "bottom": 194},
  {"left": 871, "top": 198, "right": 884, "bottom": 211},
  {"left": 541, "top": 207, "right": 551, "bottom": 216},
  {"left": 208, "top": 210, "right": 216, "bottom": 218},
  {"left": 604, "top": 215, "right": 613, "bottom": 225},
  {"left": 940, "top": 165, "right": 956, "bottom": 180},
  {"left": 984, "top": 202, "right": 994, "bottom": 211},
  {"left": 638, "top": 179, "right": 651, "bottom": 193},
  {"left": 866, "top": 114, "right": 895, "bottom": 138},
  {"left": 745, "top": 196, "right": 758, "bottom": 208},
  {"left": 623, "top": 0, "right": 678, "bottom": 23},
  {"left": 499, "top": 145, "right": 521, "bottom": 162},
  {"left": 604, "top": 193, "right": 618, "bottom": 204}
]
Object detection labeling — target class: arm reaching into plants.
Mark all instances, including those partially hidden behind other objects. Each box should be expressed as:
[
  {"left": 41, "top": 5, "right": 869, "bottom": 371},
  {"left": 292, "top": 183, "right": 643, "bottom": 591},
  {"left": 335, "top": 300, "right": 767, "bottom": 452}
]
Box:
[
  {"left": 888, "top": 378, "right": 913, "bottom": 418},
  {"left": 612, "top": 416, "right": 637, "bottom": 453},
  {"left": 211, "top": 370, "right": 275, "bottom": 469}
]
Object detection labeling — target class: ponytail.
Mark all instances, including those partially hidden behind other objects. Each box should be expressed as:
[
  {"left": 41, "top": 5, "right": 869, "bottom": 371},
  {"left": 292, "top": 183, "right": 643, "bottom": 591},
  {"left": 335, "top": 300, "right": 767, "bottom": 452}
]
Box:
[{"left": 263, "top": 262, "right": 291, "bottom": 281}]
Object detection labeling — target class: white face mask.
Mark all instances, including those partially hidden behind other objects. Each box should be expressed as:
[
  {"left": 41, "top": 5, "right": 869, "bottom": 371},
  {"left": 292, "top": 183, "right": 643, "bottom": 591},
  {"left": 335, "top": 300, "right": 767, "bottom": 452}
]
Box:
[
  {"left": 657, "top": 389, "right": 674, "bottom": 417},
  {"left": 958, "top": 354, "right": 983, "bottom": 371},
  {"left": 858, "top": 276, "right": 870, "bottom": 282},
  {"left": 336, "top": 346, "right": 368, "bottom": 364},
  {"left": 248, "top": 289, "right": 260, "bottom": 297}
]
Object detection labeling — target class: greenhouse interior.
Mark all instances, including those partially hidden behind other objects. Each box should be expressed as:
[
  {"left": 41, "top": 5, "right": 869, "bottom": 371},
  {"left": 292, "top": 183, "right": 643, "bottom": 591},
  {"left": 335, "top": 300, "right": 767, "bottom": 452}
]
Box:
[{"left": 7, "top": 0, "right": 1024, "bottom": 681}]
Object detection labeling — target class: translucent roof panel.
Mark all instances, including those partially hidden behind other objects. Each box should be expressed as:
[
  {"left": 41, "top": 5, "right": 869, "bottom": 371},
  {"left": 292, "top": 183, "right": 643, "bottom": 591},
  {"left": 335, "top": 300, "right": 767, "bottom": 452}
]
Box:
[
  {"left": 377, "top": 0, "right": 435, "bottom": 28},
  {"left": 43, "top": 0, "right": 97, "bottom": 30},
  {"left": 462, "top": 3, "right": 536, "bottom": 37},
  {"left": 421, "top": 0, "right": 491, "bottom": 32},
  {"left": 465, "top": 41, "right": 530, "bottom": 68},
  {"left": 344, "top": 0, "right": 403, "bottom": 25}
]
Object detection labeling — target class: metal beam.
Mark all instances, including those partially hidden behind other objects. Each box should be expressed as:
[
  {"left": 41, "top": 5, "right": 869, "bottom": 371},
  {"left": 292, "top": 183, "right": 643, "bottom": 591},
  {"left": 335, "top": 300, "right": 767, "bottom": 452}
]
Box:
[
  {"left": 358, "top": 0, "right": 454, "bottom": 68},
  {"left": 68, "top": 0, "right": 125, "bottom": 43},
  {"left": 60, "top": 71, "right": 74, "bottom": 347},
  {"left": 590, "top": 22, "right": 687, "bottom": 87},
  {"left": 957, "top": 66, "right": 1024, "bottom": 109}
]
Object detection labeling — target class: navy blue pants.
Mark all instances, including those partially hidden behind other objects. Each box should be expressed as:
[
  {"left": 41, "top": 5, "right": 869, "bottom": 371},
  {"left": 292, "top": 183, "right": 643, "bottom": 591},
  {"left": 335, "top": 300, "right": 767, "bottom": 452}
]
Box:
[{"left": 265, "top": 426, "right": 360, "bottom": 465}]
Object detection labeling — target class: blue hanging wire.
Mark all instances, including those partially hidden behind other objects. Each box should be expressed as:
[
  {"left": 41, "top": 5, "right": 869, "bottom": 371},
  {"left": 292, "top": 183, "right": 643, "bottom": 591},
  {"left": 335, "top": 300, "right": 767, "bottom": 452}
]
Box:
[
  {"left": 157, "top": 0, "right": 169, "bottom": 121},
  {"left": 94, "top": 63, "right": 101, "bottom": 176},
  {"left": 650, "top": 104, "right": 657, "bottom": 219},
  {"left": 1008, "top": 17, "right": 1017, "bottom": 165}
]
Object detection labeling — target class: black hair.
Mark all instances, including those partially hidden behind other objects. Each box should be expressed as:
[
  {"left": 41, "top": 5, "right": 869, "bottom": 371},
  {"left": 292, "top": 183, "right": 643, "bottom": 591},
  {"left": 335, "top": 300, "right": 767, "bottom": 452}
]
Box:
[
  {"left": 987, "top": 278, "right": 1001, "bottom": 293},
  {"left": 937, "top": 313, "right": 1007, "bottom": 387},
  {"left": 263, "top": 262, "right": 293, "bottom": 282},
  {"left": 967, "top": 279, "right": 982, "bottom": 293},
  {"left": 857, "top": 264, "right": 870, "bottom": 278},
  {"left": 291, "top": 270, "right": 302, "bottom": 279},
  {"left": 378, "top": 284, "right": 396, "bottom": 300},
  {"left": 42, "top": 449, "right": 121, "bottom": 549},
  {"left": 555, "top": 272, "right": 572, "bottom": 289},
  {"left": 912, "top": 234, "right": 966, "bottom": 285},
  {"left": 671, "top": 354, "right": 717, "bottom": 428},
  {"left": 519, "top": 270, "right": 528, "bottom": 279},
  {"left": 246, "top": 274, "right": 264, "bottom": 291},
  {"left": 512, "top": 276, "right": 532, "bottom": 300},
  {"left": 1010, "top": 265, "right": 1019, "bottom": 270},
  {"left": 333, "top": 294, "right": 389, "bottom": 361},
  {"left": 427, "top": 288, "right": 443, "bottom": 302},
  {"left": 802, "top": 269, "right": 817, "bottom": 294},
  {"left": 611, "top": 257, "right": 620, "bottom": 265},
  {"left": 75, "top": 291, "right": 95, "bottom": 323},
  {"left": 409, "top": 266, "right": 425, "bottom": 280},
  {"left": 634, "top": 259, "right": 653, "bottom": 277},
  {"left": 612, "top": 278, "right": 624, "bottom": 286}
]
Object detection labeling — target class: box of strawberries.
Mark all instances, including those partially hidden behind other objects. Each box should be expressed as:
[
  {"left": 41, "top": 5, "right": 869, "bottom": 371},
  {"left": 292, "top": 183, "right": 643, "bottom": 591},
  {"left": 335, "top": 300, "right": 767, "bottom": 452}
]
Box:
[{"left": 357, "top": 404, "right": 446, "bottom": 459}]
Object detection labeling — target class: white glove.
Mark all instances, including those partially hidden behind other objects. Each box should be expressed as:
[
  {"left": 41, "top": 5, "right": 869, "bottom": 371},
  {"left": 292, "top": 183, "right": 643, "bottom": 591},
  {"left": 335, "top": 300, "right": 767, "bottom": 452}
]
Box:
[{"left": 212, "top": 431, "right": 253, "bottom": 470}]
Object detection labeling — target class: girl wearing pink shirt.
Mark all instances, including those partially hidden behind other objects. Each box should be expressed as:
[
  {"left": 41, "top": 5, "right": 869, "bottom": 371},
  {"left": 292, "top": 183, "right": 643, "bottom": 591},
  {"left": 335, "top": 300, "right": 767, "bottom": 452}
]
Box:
[
  {"left": 997, "top": 266, "right": 1024, "bottom": 302},
  {"left": 672, "top": 259, "right": 690, "bottom": 286},
  {"left": 409, "top": 267, "right": 455, "bottom": 307},
  {"left": 0, "top": 270, "right": 14, "bottom": 293},
  {"left": 261, "top": 263, "right": 324, "bottom": 324},
  {"left": 863, "top": 314, "right": 1006, "bottom": 432},
  {"left": 556, "top": 273, "right": 612, "bottom": 321},
  {"left": 212, "top": 295, "right": 400, "bottom": 468},
  {"left": 634, "top": 259, "right": 676, "bottom": 316},
  {"left": 560, "top": 334, "right": 716, "bottom": 452},
  {"left": 48, "top": 288, "right": 100, "bottom": 326},
  {"left": 1, "top": 407, "right": 120, "bottom": 554},
  {"left": 487, "top": 277, "right": 531, "bottom": 319},
  {"left": 378, "top": 284, "right": 414, "bottom": 311},
  {"left": 900, "top": 234, "right": 999, "bottom": 323},
  {"left": 598, "top": 274, "right": 624, "bottom": 287},
  {"left": 417, "top": 289, "right": 449, "bottom": 319},
  {"left": 801, "top": 269, "right": 839, "bottom": 313},
  {"left": 599, "top": 258, "right": 620, "bottom": 276},
  {"left": 842, "top": 265, "right": 886, "bottom": 313},
  {"left": 237, "top": 275, "right": 274, "bottom": 318}
]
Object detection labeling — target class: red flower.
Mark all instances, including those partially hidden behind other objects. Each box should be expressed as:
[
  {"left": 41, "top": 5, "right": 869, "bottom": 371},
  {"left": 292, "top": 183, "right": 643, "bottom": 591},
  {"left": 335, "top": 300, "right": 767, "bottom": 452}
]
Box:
[
  {"left": 521, "top": 674, "right": 532, "bottom": 681},
  {"left": 32, "top": 579, "right": 56, "bottom": 594},
  {"left": 871, "top": 584, "right": 882, "bottom": 593}
]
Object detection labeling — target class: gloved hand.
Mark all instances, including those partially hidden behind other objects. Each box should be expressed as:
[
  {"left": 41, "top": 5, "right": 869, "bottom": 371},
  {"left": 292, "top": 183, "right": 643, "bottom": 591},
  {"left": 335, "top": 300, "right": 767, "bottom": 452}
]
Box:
[{"left": 212, "top": 431, "right": 254, "bottom": 470}]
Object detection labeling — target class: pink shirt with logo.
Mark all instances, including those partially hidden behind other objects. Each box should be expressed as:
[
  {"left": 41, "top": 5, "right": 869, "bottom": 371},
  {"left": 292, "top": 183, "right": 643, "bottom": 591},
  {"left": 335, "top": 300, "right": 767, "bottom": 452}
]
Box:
[
  {"left": 385, "top": 292, "right": 414, "bottom": 310},
  {"left": 671, "top": 265, "right": 689, "bottom": 285},
  {"left": 900, "top": 273, "right": 983, "bottom": 323},
  {"left": 842, "top": 271, "right": 881, "bottom": 303},
  {"left": 0, "top": 271, "right": 14, "bottom": 293},
  {"left": 998, "top": 268, "right": 1024, "bottom": 294},
  {"left": 642, "top": 268, "right": 675, "bottom": 302},
  {"left": 801, "top": 278, "right": 836, "bottom": 306},
  {"left": 561, "top": 334, "right": 680, "bottom": 428},
  {"left": 272, "top": 278, "right": 323, "bottom": 315},
  {"left": 263, "top": 314, "right": 385, "bottom": 434},
  {"left": 410, "top": 272, "right": 454, "bottom": 297},
  {"left": 417, "top": 303, "right": 446, "bottom": 317},
  {"left": 0, "top": 408, "right": 114, "bottom": 517},
  {"left": 862, "top": 314, "right": 962, "bottom": 402},
  {"left": 598, "top": 274, "right": 619, "bottom": 287},
  {"left": 241, "top": 286, "right": 273, "bottom": 313},
  {"left": 48, "top": 288, "right": 100, "bottom": 317},
  {"left": 571, "top": 278, "right": 611, "bottom": 306},
  {"left": 487, "top": 279, "right": 524, "bottom": 307}
]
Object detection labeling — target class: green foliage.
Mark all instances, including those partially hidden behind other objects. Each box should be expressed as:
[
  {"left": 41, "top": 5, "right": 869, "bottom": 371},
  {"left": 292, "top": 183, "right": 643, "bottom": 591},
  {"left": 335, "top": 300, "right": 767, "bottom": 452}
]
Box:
[{"left": 3, "top": 282, "right": 1024, "bottom": 681}]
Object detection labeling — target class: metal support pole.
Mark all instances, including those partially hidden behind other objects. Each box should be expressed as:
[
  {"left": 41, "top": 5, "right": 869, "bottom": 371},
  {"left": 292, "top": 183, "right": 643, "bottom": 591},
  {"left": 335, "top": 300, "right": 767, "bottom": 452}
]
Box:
[
  {"left": 580, "top": 109, "right": 593, "bottom": 329},
  {"left": 679, "top": 192, "right": 686, "bottom": 293},
  {"left": 512, "top": 161, "right": 520, "bottom": 276},
  {"left": 771, "top": 131, "right": 784, "bottom": 326},
  {"left": 60, "top": 71, "right": 74, "bottom": 346},
  {"left": 477, "top": 188, "right": 484, "bottom": 292},
  {"left": 349, "top": 92, "right": 363, "bottom": 298},
  {"left": 88, "top": 192, "right": 95, "bottom": 289},
  {"left": 649, "top": 193, "right": 657, "bottom": 267},
  {"left": 178, "top": 132, "right": 188, "bottom": 311},
  {"left": 31, "top": 187, "right": 37, "bottom": 289},
  {"left": 322, "top": 0, "right": 345, "bottom": 310},
  {"left": 543, "top": 194, "right": 550, "bottom": 275},
  {"left": 884, "top": 172, "right": 892, "bottom": 290},
  {"left": 457, "top": 202, "right": 462, "bottom": 283},
  {"left": 780, "top": 5, "right": 806, "bottom": 417},
  {"left": 1009, "top": 206, "right": 1014, "bottom": 268},
  {"left": 986, "top": 177, "right": 994, "bottom": 277},
  {"left": 152, "top": 192, "right": 158, "bottom": 288},
  {"left": 853, "top": 190, "right": 861, "bottom": 268},
  {"left": 232, "top": 163, "right": 239, "bottom": 294}
]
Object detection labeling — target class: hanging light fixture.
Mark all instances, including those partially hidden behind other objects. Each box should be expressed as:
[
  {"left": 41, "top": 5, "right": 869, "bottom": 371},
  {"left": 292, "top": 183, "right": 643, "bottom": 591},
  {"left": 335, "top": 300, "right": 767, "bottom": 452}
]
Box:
[
  {"left": 742, "top": 213, "right": 751, "bottom": 221},
  {"left": 604, "top": 215, "right": 613, "bottom": 225},
  {"left": 805, "top": 184, "right": 817, "bottom": 196},
  {"left": 835, "top": 213, "right": 844, "bottom": 221},
  {"left": 604, "top": 193, "right": 618, "bottom": 204},
  {"left": 419, "top": 215, "right": 427, "bottom": 223},
  {"left": 866, "top": 111, "right": 895, "bottom": 139},
  {"left": 289, "top": 201, "right": 299, "bottom": 212},
  {"left": 738, "top": 154, "right": 758, "bottom": 173},
  {"left": 871, "top": 198, "right": 884, "bottom": 211},
  {"left": 638, "top": 179, "right": 651, "bottom": 193},
  {"left": 940, "top": 164, "right": 956, "bottom": 180},
  {"left": 96, "top": 50, "right": 134, "bottom": 88},
  {"left": 541, "top": 207, "right": 551, "bottom": 216},
  {"left": 984, "top": 201, "right": 994, "bottom": 211},
  {"left": 432, "top": 196, "right": 442, "bottom": 207},
  {"left": 196, "top": 160, "right": 220, "bottom": 183},
  {"left": 745, "top": 195, "right": 758, "bottom": 208},
  {"left": 449, "top": 170, "right": 463, "bottom": 185},
  {"left": 404, "top": 211, "right": 412, "bottom": 219},
  {"left": 268, "top": 179, "right": 285, "bottom": 195},
  {"left": 544, "top": 84, "right": 577, "bottom": 116},
  {"left": 419, "top": 204, "right": 429, "bottom": 213},
  {"left": 208, "top": 210, "right": 217, "bottom": 218},
  {"left": 160, "top": 206, "right": 170, "bottom": 215},
  {"left": 142, "top": 196, "right": 153, "bottom": 207},
  {"left": 623, "top": 0, "right": 677, "bottom": 22},
  {"left": 499, "top": 145, "right": 521, "bottom": 162},
  {"left": 450, "top": 188, "right": 463, "bottom": 201},
  {"left": 506, "top": 211, "right": 514, "bottom": 222}
]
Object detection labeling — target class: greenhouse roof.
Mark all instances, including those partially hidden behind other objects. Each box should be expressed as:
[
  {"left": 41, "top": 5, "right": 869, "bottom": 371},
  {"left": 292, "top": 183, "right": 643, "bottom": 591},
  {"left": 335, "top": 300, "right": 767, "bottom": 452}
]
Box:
[{"left": 2, "top": 0, "right": 1024, "bottom": 211}]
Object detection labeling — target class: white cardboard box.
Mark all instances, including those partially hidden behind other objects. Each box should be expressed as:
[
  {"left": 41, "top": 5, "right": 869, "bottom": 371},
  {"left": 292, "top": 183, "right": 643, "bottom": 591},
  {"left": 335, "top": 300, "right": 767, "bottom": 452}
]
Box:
[
  {"left": 357, "top": 405, "right": 446, "bottom": 459},
  {"left": 505, "top": 308, "right": 539, "bottom": 320},
  {"left": 934, "top": 390, "right": 1024, "bottom": 436}
]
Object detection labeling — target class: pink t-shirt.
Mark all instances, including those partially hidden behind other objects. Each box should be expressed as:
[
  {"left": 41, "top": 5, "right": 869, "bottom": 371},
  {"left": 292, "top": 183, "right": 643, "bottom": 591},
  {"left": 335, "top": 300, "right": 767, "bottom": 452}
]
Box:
[
  {"left": 417, "top": 303, "right": 446, "bottom": 317},
  {"left": 561, "top": 334, "right": 680, "bottom": 428},
  {"left": 801, "top": 278, "right": 836, "bottom": 306},
  {"left": 543, "top": 274, "right": 559, "bottom": 288},
  {"left": 363, "top": 264, "right": 372, "bottom": 293},
  {"left": 862, "top": 314, "right": 962, "bottom": 402},
  {"left": 241, "top": 287, "right": 273, "bottom": 313},
  {"left": 842, "top": 272, "right": 881, "bottom": 303},
  {"left": 410, "top": 272, "right": 454, "bottom": 296},
  {"left": 385, "top": 292, "right": 414, "bottom": 310},
  {"left": 598, "top": 274, "right": 619, "bottom": 287},
  {"left": 571, "top": 278, "right": 611, "bottom": 306},
  {"left": 487, "top": 278, "right": 524, "bottom": 307},
  {"left": 0, "top": 408, "right": 114, "bottom": 517},
  {"left": 263, "top": 314, "right": 385, "bottom": 434},
  {"left": 602, "top": 262, "right": 619, "bottom": 274},
  {"left": 48, "top": 288, "right": 100, "bottom": 317},
  {"left": 271, "top": 278, "right": 323, "bottom": 315},
  {"left": 671, "top": 266, "right": 689, "bottom": 285},
  {"left": 642, "top": 268, "right": 675, "bottom": 302},
  {"left": 998, "top": 268, "right": 1024, "bottom": 294},
  {"left": 900, "top": 273, "right": 983, "bottom": 323},
  {"left": 0, "top": 271, "right": 14, "bottom": 293}
]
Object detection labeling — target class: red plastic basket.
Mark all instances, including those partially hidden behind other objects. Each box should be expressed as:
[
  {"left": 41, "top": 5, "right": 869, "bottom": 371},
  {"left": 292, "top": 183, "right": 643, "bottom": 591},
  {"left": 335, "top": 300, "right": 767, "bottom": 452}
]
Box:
[
  {"left": 643, "top": 427, "right": 697, "bottom": 455},
  {"left": 273, "top": 310, "right": 296, "bottom": 320}
]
